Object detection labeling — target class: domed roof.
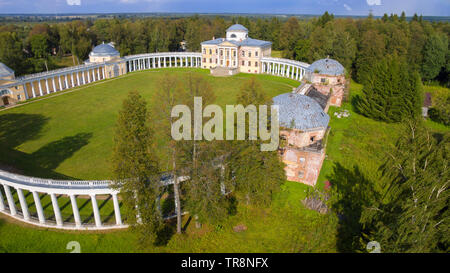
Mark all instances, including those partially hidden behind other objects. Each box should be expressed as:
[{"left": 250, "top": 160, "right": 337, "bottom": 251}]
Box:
[
  {"left": 0, "top": 62, "right": 14, "bottom": 78},
  {"left": 273, "top": 93, "right": 330, "bottom": 131},
  {"left": 308, "top": 58, "right": 344, "bottom": 76},
  {"left": 89, "top": 42, "right": 120, "bottom": 57},
  {"left": 226, "top": 24, "right": 248, "bottom": 32}
]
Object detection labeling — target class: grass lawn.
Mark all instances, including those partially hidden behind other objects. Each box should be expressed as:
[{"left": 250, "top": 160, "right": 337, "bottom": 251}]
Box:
[{"left": 0, "top": 68, "right": 298, "bottom": 180}]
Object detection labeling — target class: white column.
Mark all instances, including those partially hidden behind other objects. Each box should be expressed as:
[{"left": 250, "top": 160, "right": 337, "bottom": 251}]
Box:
[
  {"left": 97, "top": 68, "right": 100, "bottom": 80},
  {"left": 112, "top": 193, "right": 122, "bottom": 226},
  {"left": 76, "top": 72, "right": 80, "bottom": 85},
  {"left": 50, "top": 193, "right": 63, "bottom": 227},
  {"left": 158, "top": 57, "right": 161, "bottom": 68},
  {"left": 3, "top": 185, "right": 16, "bottom": 215},
  {"left": 52, "top": 77, "right": 56, "bottom": 92},
  {"left": 90, "top": 194, "right": 102, "bottom": 228},
  {"left": 38, "top": 80, "right": 43, "bottom": 96},
  {"left": 0, "top": 186, "right": 5, "bottom": 211},
  {"left": 23, "top": 83, "right": 29, "bottom": 99},
  {"left": 45, "top": 79, "right": 50, "bottom": 94},
  {"left": 169, "top": 57, "right": 172, "bottom": 67},
  {"left": 164, "top": 57, "right": 167, "bottom": 67},
  {"left": 31, "top": 82, "right": 36, "bottom": 98},
  {"left": 70, "top": 74, "right": 74, "bottom": 87},
  {"left": 92, "top": 69, "right": 96, "bottom": 81},
  {"left": 32, "top": 191, "right": 45, "bottom": 224},
  {"left": 102, "top": 67, "right": 106, "bottom": 79},
  {"left": 70, "top": 195, "right": 81, "bottom": 228},
  {"left": 82, "top": 71, "right": 86, "bottom": 84},
  {"left": 64, "top": 75, "right": 69, "bottom": 88},
  {"left": 17, "top": 188, "right": 30, "bottom": 221},
  {"left": 58, "top": 76, "right": 63, "bottom": 90},
  {"left": 87, "top": 70, "right": 91, "bottom": 83}
]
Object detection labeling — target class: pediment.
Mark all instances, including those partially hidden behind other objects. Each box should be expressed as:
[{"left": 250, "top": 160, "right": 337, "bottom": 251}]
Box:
[{"left": 219, "top": 41, "right": 237, "bottom": 47}]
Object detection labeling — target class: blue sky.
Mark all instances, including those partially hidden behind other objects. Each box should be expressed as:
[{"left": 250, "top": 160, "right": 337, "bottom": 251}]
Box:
[{"left": 0, "top": 0, "right": 449, "bottom": 16}]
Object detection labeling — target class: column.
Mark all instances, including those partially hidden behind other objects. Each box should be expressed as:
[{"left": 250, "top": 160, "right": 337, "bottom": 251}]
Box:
[
  {"left": 128, "top": 61, "right": 132, "bottom": 72},
  {"left": 70, "top": 195, "right": 81, "bottom": 228},
  {"left": 175, "top": 57, "right": 178, "bottom": 67},
  {"left": 64, "top": 75, "right": 69, "bottom": 88},
  {"left": 97, "top": 68, "right": 100, "bottom": 80},
  {"left": 52, "top": 77, "right": 56, "bottom": 92},
  {"left": 30, "top": 83, "right": 36, "bottom": 98},
  {"left": 158, "top": 57, "right": 161, "bottom": 68},
  {"left": 38, "top": 80, "right": 43, "bottom": 96},
  {"left": 17, "top": 188, "right": 30, "bottom": 221},
  {"left": 57, "top": 76, "right": 62, "bottom": 90},
  {"left": 32, "top": 191, "right": 45, "bottom": 224},
  {"left": 102, "top": 67, "right": 106, "bottom": 79},
  {"left": 45, "top": 79, "right": 50, "bottom": 94},
  {"left": 164, "top": 57, "right": 167, "bottom": 68},
  {"left": 70, "top": 74, "right": 74, "bottom": 87},
  {"left": 169, "top": 57, "right": 172, "bottom": 67},
  {"left": 90, "top": 194, "right": 102, "bottom": 228},
  {"left": 112, "top": 193, "right": 122, "bottom": 226},
  {"left": 92, "top": 69, "right": 96, "bottom": 82},
  {"left": 76, "top": 72, "right": 80, "bottom": 85},
  {"left": 3, "top": 185, "right": 16, "bottom": 215},
  {"left": 50, "top": 193, "right": 63, "bottom": 227},
  {"left": 0, "top": 186, "right": 5, "bottom": 211},
  {"left": 87, "top": 70, "right": 91, "bottom": 83},
  {"left": 23, "top": 83, "right": 29, "bottom": 99},
  {"left": 82, "top": 71, "right": 86, "bottom": 84}
]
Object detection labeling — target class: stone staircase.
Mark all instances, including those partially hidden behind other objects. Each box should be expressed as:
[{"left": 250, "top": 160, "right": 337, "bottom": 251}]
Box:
[{"left": 210, "top": 66, "right": 239, "bottom": 77}]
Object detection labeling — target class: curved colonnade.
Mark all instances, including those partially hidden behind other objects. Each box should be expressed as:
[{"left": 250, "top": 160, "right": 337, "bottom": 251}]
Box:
[{"left": 0, "top": 52, "right": 310, "bottom": 230}]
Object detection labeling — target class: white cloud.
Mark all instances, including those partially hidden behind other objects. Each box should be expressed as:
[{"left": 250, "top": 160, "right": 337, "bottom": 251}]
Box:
[
  {"left": 366, "top": 0, "right": 381, "bottom": 6},
  {"left": 66, "top": 0, "right": 81, "bottom": 5},
  {"left": 343, "top": 3, "right": 352, "bottom": 11}
]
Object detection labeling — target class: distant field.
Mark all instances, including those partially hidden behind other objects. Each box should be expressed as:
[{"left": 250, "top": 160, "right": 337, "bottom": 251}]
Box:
[{"left": 0, "top": 68, "right": 298, "bottom": 180}]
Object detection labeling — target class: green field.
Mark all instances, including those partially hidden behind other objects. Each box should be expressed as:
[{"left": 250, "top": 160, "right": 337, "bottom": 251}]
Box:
[
  {"left": 0, "top": 68, "right": 298, "bottom": 180},
  {"left": 0, "top": 69, "right": 448, "bottom": 253}
]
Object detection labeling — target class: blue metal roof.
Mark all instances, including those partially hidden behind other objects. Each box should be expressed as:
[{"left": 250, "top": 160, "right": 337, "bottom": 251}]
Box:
[
  {"left": 308, "top": 58, "right": 344, "bottom": 76},
  {"left": 226, "top": 24, "right": 248, "bottom": 32},
  {"left": 273, "top": 93, "right": 330, "bottom": 131},
  {"left": 90, "top": 43, "right": 120, "bottom": 57},
  {"left": 0, "top": 62, "right": 14, "bottom": 78}
]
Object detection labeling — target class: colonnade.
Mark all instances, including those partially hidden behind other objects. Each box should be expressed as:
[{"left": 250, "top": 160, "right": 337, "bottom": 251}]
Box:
[
  {"left": 19, "top": 64, "right": 107, "bottom": 100},
  {"left": 125, "top": 52, "right": 202, "bottom": 73},
  {"left": 260, "top": 57, "right": 309, "bottom": 81}
]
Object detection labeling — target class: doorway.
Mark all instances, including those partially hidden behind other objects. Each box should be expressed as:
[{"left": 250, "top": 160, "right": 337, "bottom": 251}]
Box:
[{"left": 2, "top": 96, "right": 9, "bottom": 105}]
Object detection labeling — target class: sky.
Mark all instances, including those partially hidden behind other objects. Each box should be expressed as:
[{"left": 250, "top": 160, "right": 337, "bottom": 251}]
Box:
[{"left": 0, "top": 0, "right": 449, "bottom": 16}]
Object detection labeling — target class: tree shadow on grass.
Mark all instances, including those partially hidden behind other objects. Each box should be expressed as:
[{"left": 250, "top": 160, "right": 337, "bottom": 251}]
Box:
[
  {"left": 154, "top": 219, "right": 177, "bottom": 247},
  {"left": 0, "top": 113, "right": 49, "bottom": 148},
  {"left": 327, "top": 162, "right": 378, "bottom": 253}
]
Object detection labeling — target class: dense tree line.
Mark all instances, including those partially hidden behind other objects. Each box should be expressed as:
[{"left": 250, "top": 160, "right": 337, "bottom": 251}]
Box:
[{"left": 0, "top": 12, "right": 448, "bottom": 86}]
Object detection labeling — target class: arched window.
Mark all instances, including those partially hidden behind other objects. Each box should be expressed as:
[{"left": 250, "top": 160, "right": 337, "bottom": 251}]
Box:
[{"left": 231, "top": 34, "right": 236, "bottom": 38}]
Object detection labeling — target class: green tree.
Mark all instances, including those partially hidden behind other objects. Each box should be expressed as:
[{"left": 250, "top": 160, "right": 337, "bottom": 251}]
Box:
[
  {"left": 421, "top": 33, "right": 448, "bottom": 81},
  {"left": 361, "top": 120, "right": 449, "bottom": 252},
  {"left": 0, "top": 32, "right": 27, "bottom": 75},
  {"left": 111, "top": 90, "right": 162, "bottom": 246},
  {"left": 357, "top": 55, "right": 422, "bottom": 122}
]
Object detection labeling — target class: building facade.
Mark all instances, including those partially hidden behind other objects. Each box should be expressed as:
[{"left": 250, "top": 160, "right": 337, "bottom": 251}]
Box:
[{"left": 201, "top": 24, "right": 272, "bottom": 74}]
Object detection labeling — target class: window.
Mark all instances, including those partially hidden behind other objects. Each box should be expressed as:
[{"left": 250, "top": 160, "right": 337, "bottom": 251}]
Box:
[
  {"left": 231, "top": 34, "right": 236, "bottom": 38},
  {"left": 242, "top": 51, "right": 245, "bottom": 57},
  {"left": 298, "top": 171, "right": 304, "bottom": 178},
  {"left": 255, "top": 61, "right": 258, "bottom": 67},
  {"left": 255, "top": 51, "right": 258, "bottom": 57},
  {"left": 220, "top": 60, "right": 223, "bottom": 65},
  {"left": 249, "top": 51, "right": 252, "bottom": 57},
  {"left": 203, "top": 58, "right": 206, "bottom": 62},
  {"left": 321, "top": 78, "right": 326, "bottom": 83},
  {"left": 248, "top": 61, "right": 251, "bottom": 66},
  {"left": 203, "top": 48, "right": 206, "bottom": 54},
  {"left": 209, "top": 49, "right": 212, "bottom": 54},
  {"left": 216, "top": 49, "right": 218, "bottom": 54},
  {"left": 17, "top": 95, "right": 21, "bottom": 100},
  {"left": 209, "top": 58, "right": 212, "bottom": 63},
  {"left": 215, "top": 59, "right": 218, "bottom": 64},
  {"left": 310, "top": 136, "right": 315, "bottom": 142},
  {"left": 220, "top": 50, "right": 223, "bottom": 56},
  {"left": 233, "top": 51, "right": 236, "bottom": 57},
  {"left": 242, "top": 60, "right": 245, "bottom": 66}
]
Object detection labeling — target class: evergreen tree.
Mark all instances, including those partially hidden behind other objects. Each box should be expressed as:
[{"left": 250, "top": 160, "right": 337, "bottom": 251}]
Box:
[
  {"left": 230, "top": 78, "right": 285, "bottom": 207},
  {"left": 357, "top": 55, "right": 422, "bottom": 122},
  {"left": 361, "top": 120, "right": 449, "bottom": 252},
  {"left": 111, "top": 90, "right": 162, "bottom": 245}
]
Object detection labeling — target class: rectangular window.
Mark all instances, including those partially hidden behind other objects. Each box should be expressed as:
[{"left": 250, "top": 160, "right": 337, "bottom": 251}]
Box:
[
  {"left": 248, "top": 61, "right": 251, "bottom": 66},
  {"left": 216, "top": 49, "right": 218, "bottom": 54},
  {"left": 255, "top": 61, "right": 258, "bottom": 67},
  {"left": 203, "top": 48, "right": 206, "bottom": 54},
  {"left": 255, "top": 51, "right": 258, "bottom": 57},
  {"left": 298, "top": 171, "right": 304, "bottom": 178},
  {"left": 17, "top": 94, "right": 21, "bottom": 100},
  {"left": 209, "top": 49, "right": 212, "bottom": 54},
  {"left": 209, "top": 58, "right": 212, "bottom": 63},
  {"left": 249, "top": 51, "right": 252, "bottom": 57},
  {"left": 321, "top": 78, "right": 326, "bottom": 83},
  {"left": 203, "top": 58, "right": 206, "bottom": 62},
  {"left": 242, "top": 51, "right": 245, "bottom": 57},
  {"left": 220, "top": 50, "right": 223, "bottom": 56},
  {"left": 242, "top": 60, "right": 245, "bottom": 66}
]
